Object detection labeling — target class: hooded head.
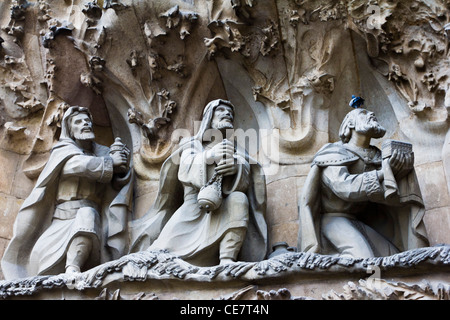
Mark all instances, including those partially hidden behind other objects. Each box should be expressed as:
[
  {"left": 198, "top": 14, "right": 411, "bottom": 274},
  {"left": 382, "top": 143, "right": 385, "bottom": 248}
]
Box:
[
  {"left": 60, "top": 106, "right": 95, "bottom": 142},
  {"left": 192, "top": 99, "right": 235, "bottom": 142}
]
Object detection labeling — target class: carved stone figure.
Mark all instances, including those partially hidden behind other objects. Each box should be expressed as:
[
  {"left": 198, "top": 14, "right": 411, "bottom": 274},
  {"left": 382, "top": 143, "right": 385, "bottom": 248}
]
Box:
[
  {"left": 1, "top": 107, "right": 133, "bottom": 279},
  {"left": 298, "top": 100, "right": 430, "bottom": 259},
  {"left": 130, "top": 99, "right": 267, "bottom": 266}
]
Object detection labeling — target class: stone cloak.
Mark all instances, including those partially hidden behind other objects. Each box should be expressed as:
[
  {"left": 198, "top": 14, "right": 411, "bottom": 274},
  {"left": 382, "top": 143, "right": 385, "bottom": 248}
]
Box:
[
  {"left": 297, "top": 141, "right": 429, "bottom": 255},
  {"left": 1, "top": 139, "right": 133, "bottom": 280}
]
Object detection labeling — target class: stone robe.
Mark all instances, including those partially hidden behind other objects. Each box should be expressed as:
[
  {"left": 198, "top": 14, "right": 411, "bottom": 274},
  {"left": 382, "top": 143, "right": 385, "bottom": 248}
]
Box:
[
  {"left": 129, "top": 138, "right": 268, "bottom": 265},
  {"left": 1, "top": 139, "right": 133, "bottom": 279},
  {"left": 298, "top": 141, "right": 429, "bottom": 257}
]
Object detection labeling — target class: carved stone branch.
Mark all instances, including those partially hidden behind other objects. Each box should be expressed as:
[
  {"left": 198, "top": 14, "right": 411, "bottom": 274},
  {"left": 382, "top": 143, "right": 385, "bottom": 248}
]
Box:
[
  {"left": 42, "top": 20, "right": 74, "bottom": 49},
  {"left": 323, "top": 279, "right": 450, "bottom": 300},
  {"left": 160, "top": 5, "right": 199, "bottom": 40},
  {"left": 1, "top": 245, "right": 449, "bottom": 299},
  {"left": 127, "top": 89, "right": 177, "bottom": 141}
]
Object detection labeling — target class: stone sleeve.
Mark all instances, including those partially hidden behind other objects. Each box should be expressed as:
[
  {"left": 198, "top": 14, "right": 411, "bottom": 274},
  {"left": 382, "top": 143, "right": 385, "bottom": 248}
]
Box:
[
  {"left": 321, "top": 165, "right": 384, "bottom": 202},
  {"left": 178, "top": 147, "right": 206, "bottom": 189},
  {"left": 61, "top": 155, "right": 114, "bottom": 183}
]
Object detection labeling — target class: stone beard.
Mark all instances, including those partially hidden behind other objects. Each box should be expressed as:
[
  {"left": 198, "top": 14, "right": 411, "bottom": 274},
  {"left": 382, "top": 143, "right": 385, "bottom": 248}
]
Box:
[
  {"left": 69, "top": 111, "right": 96, "bottom": 141},
  {"left": 72, "top": 131, "right": 95, "bottom": 141},
  {"left": 340, "top": 108, "right": 386, "bottom": 143},
  {"left": 354, "top": 115, "right": 386, "bottom": 139}
]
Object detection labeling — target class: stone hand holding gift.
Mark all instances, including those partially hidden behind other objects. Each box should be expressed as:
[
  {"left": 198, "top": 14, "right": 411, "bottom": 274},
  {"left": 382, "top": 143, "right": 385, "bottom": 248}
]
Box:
[
  {"left": 380, "top": 139, "right": 415, "bottom": 201},
  {"left": 198, "top": 139, "right": 238, "bottom": 212},
  {"left": 109, "top": 137, "right": 131, "bottom": 175}
]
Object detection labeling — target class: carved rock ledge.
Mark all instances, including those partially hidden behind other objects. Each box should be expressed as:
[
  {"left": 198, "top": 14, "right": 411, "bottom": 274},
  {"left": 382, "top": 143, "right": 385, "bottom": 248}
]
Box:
[{"left": 1, "top": 245, "right": 449, "bottom": 300}]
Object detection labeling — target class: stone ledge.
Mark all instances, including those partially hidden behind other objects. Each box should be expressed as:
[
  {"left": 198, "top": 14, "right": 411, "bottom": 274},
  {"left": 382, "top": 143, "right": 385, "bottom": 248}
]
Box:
[{"left": 1, "top": 244, "right": 449, "bottom": 300}]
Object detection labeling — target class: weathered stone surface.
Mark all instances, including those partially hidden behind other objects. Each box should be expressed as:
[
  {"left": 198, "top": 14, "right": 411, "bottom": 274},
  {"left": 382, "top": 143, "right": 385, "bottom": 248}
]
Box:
[
  {"left": 424, "top": 207, "right": 450, "bottom": 246},
  {"left": 0, "top": 150, "right": 21, "bottom": 195},
  {"left": 416, "top": 161, "right": 450, "bottom": 210},
  {"left": 0, "top": 0, "right": 448, "bottom": 300},
  {"left": 266, "top": 177, "right": 298, "bottom": 225},
  {"left": 0, "top": 194, "right": 23, "bottom": 240}
]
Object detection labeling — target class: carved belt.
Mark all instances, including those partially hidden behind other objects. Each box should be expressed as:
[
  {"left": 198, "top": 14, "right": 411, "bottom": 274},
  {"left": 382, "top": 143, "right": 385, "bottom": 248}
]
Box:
[{"left": 54, "top": 200, "right": 100, "bottom": 220}]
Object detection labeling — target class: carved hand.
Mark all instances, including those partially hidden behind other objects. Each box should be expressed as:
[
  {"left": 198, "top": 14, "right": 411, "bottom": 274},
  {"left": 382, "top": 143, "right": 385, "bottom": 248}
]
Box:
[
  {"left": 205, "top": 140, "right": 235, "bottom": 164},
  {"left": 110, "top": 151, "right": 129, "bottom": 173},
  {"left": 215, "top": 157, "right": 238, "bottom": 176},
  {"left": 389, "top": 149, "right": 414, "bottom": 178}
]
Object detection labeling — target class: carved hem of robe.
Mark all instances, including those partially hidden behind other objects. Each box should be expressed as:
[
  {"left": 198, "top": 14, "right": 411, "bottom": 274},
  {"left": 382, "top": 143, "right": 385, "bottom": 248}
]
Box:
[
  {"left": 30, "top": 204, "right": 102, "bottom": 275},
  {"left": 149, "top": 191, "right": 249, "bottom": 264}
]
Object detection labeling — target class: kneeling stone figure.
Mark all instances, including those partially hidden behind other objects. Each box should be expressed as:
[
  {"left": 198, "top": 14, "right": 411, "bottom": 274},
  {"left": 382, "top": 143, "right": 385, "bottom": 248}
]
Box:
[{"left": 298, "top": 99, "right": 429, "bottom": 259}]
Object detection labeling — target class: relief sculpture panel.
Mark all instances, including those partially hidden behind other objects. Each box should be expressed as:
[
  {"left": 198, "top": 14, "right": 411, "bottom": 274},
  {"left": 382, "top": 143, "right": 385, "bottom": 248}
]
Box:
[{"left": 0, "top": 0, "right": 448, "bottom": 301}]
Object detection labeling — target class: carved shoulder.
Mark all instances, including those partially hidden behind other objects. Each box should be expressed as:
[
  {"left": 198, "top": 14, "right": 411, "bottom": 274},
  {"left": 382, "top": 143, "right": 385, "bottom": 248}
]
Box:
[{"left": 312, "top": 142, "right": 359, "bottom": 167}]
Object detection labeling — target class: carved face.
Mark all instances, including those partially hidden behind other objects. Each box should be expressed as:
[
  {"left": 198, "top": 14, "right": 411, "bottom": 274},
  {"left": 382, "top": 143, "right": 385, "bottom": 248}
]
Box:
[
  {"left": 354, "top": 109, "right": 386, "bottom": 139},
  {"left": 210, "top": 104, "right": 234, "bottom": 130},
  {"left": 69, "top": 112, "right": 95, "bottom": 141}
]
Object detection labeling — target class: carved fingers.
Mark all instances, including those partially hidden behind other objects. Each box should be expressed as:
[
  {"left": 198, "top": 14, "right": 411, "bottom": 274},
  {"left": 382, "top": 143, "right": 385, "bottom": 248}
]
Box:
[
  {"left": 111, "top": 150, "right": 129, "bottom": 173},
  {"left": 389, "top": 149, "right": 403, "bottom": 175},
  {"left": 206, "top": 139, "right": 235, "bottom": 164},
  {"left": 389, "top": 149, "right": 414, "bottom": 178},
  {"left": 215, "top": 157, "right": 238, "bottom": 176}
]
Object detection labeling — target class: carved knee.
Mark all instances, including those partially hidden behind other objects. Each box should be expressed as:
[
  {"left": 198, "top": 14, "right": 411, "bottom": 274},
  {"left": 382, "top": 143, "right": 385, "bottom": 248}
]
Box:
[
  {"left": 226, "top": 191, "right": 249, "bottom": 207},
  {"left": 223, "top": 191, "right": 249, "bottom": 221}
]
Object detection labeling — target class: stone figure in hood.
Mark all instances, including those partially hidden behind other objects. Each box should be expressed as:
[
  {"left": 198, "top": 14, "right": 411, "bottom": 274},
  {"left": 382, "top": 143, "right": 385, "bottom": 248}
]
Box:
[
  {"left": 1, "top": 106, "right": 133, "bottom": 279},
  {"left": 129, "top": 99, "right": 268, "bottom": 266},
  {"left": 297, "top": 106, "right": 429, "bottom": 259}
]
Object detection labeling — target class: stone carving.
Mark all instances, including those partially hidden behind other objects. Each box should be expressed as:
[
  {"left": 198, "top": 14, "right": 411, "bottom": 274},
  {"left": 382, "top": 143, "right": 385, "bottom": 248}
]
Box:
[
  {"left": 160, "top": 5, "right": 198, "bottom": 40},
  {"left": 0, "top": 0, "right": 448, "bottom": 301},
  {"left": 4, "top": 0, "right": 27, "bottom": 43},
  {"left": 323, "top": 279, "right": 450, "bottom": 301},
  {"left": 82, "top": 1, "right": 103, "bottom": 27},
  {"left": 41, "top": 20, "right": 74, "bottom": 49},
  {"left": 298, "top": 98, "right": 430, "bottom": 258},
  {"left": 1, "top": 106, "right": 133, "bottom": 280},
  {"left": 37, "top": 0, "right": 51, "bottom": 23},
  {"left": 0, "top": 244, "right": 449, "bottom": 299},
  {"left": 79, "top": 56, "right": 105, "bottom": 95},
  {"left": 345, "top": 0, "right": 450, "bottom": 119},
  {"left": 129, "top": 99, "right": 268, "bottom": 266},
  {"left": 204, "top": 20, "right": 248, "bottom": 59},
  {"left": 259, "top": 20, "right": 280, "bottom": 57},
  {"left": 96, "top": 288, "right": 159, "bottom": 300},
  {"left": 204, "top": 4, "right": 280, "bottom": 60},
  {"left": 220, "top": 286, "right": 305, "bottom": 300},
  {"left": 73, "top": 279, "right": 450, "bottom": 300},
  {"left": 223, "top": 280, "right": 450, "bottom": 300},
  {"left": 103, "top": 1, "right": 129, "bottom": 11},
  {"left": 128, "top": 88, "right": 177, "bottom": 141}
]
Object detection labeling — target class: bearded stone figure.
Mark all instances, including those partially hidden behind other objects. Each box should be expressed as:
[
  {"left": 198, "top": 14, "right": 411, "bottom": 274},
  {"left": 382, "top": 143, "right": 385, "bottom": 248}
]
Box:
[
  {"left": 129, "top": 99, "right": 268, "bottom": 266},
  {"left": 298, "top": 99, "right": 430, "bottom": 259},
  {"left": 1, "top": 107, "right": 133, "bottom": 279}
]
